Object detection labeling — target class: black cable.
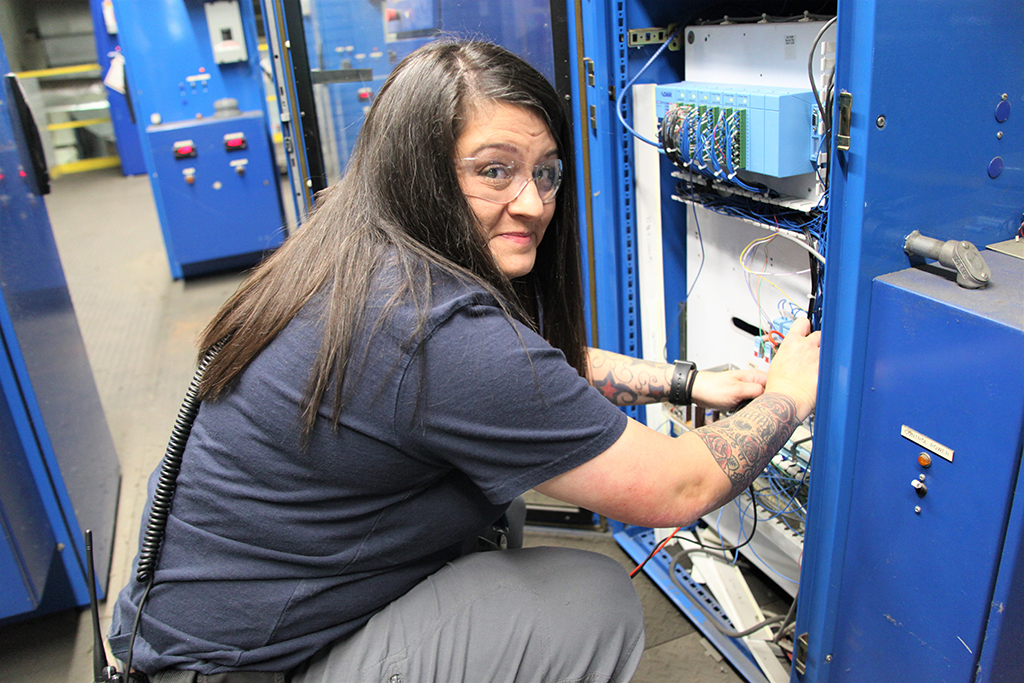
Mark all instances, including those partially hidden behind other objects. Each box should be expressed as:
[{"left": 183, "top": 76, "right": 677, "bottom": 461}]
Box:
[
  {"left": 124, "top": 338, "right": 227, "bottom": 680},
  {"left": 631, "top": 485, "right": 760, "bottom": 580},
  {"left": 807, "top": 17, "right": 838, "bottom": 128},
  {"left": 124, "top": 578, "right": 154, "bottom": 682},
  {"left": 136, "top": 339, "right": 226, "bottom": 583},
  {"left": 772, "top": 591, "right": 799, "bottom": 645},
  {"left": 675, "top": 485, "right": 760, "bottom": 553},
  {"left": 668, "top": 548, "right": 786, "bottom": 638}
]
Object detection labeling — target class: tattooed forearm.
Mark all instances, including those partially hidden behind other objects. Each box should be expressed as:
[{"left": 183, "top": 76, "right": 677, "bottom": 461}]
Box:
[
  {"left": 693, "top": 392, "right": 800, "bottom": 498},
  {"left": 587, "top": 349, "right": 671, "bottom": 406}
]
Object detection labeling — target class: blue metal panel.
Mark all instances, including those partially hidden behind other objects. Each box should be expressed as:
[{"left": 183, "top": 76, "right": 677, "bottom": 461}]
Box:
[
  {"left": 0, "top": 332, "right": 56, "bottom": 618},
  {"left": 88, "top": 0, "right": 147, "bottom": 176},
  {"left": 0, "top": 41, "right": 120, "bottom": 621},
  {"left": 573, "top": 0, "right": 689, "bottom": 424},
  {"left": 828, "top": 252, "right": 1024, "bottom": 682},
  {"left": 111, "top": 0, "right": 267, "bottom": 122},
  {"left": 978, "top": 442, "right": 1024, "bottom": 682},
  {"left": 146, "top": 112, "right": 284, "bottom": 277},
  {"left": 799, "top": 2, "right": 1024, "bottom": 680},
  {"left": 307, "top": 0, "right": 558, "bottom": 175}
]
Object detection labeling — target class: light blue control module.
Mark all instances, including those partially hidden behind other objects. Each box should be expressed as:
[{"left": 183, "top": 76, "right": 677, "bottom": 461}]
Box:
[{"left": 656, "top": 81, "right": 819, "bottom": 178}]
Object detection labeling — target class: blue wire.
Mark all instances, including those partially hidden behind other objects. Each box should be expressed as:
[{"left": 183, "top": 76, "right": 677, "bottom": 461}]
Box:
[
  {"left": 692, "top": 112, "right": 716, "bottom": 178},
  {"left": 707, "top": 113, "right": 726, "bottom": 178},
  {"left": 719, "top": 113, "right": 763, "bottom": 194},
  {"left": 734, "top": 493, "right": 801, "bottom": 584},
  {"left": 746, "top": 539, "right": 800, "bottom": 585},
  {"left": 686, "top": 185, "right": 706, "bottom": 301},
  {"left": 615, "top": 25, "right": 685, "bottom": 148}
]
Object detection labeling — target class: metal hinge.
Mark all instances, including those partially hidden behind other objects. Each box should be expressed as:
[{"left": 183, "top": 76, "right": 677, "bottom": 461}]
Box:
[
  {"left": 836, "top": 90, "right": 853, "bottom": 151},
  {"left": 795, "top": 632, "right": 810, "bottom": 675}
]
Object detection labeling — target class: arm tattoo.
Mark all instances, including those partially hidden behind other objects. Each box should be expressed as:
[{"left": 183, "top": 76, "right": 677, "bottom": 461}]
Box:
[
  {"left": 693, "top": 393, "right": 800, "bottom": 498},
  {"left": 588, "top": 351, "right": 670, "bottom": 406}
]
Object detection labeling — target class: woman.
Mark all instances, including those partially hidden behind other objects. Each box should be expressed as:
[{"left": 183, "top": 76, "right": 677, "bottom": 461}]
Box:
[{"left": 109, "top": 40, "right": 820, "bottom": 683}]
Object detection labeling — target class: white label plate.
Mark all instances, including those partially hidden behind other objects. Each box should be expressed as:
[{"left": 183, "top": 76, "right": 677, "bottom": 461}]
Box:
[{"left": 901, "top": 425, "right": 954, "bottom": 462}]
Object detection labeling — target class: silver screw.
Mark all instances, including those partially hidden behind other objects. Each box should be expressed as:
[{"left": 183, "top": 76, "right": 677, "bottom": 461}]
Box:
[
  {"left": 1002, "top": 93, "right": 1009, "bottom": 100},
  {"left": 876, "top": 115, "right": 886, "bottom": 129},
  {"left": 998, "top": 131, "right": 1004, "bottom": 139},
  {"left": 826, "top": 654, "right": 833, "bottom": 662},
  {"left": 915, "top": 506, "right": 922, "bottom": 514},
  {"left": 918, "top": 474, "right": 926, "bottom": 482},
  {"left": 57, "top": 543, "right": 65, "bottom": 551}
]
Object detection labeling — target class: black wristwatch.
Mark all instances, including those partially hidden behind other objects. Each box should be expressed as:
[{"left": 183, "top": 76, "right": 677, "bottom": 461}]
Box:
[{"left": 669, "top": 359, "right": 698, "bottom": 405}]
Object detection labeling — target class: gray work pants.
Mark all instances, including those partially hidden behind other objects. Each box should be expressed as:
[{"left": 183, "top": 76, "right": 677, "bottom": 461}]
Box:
[{"left": 291, "top": 545, "right": 646, "bottom": 683}]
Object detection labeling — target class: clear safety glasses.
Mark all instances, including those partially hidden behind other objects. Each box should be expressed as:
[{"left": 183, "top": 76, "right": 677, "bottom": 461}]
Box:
[{"left": 458, "top": 157, "right": 563, "bottom": 205}]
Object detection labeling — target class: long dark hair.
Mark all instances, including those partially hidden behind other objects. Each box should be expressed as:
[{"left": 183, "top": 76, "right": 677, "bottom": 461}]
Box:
[{"left": 197, "top": 40, "right": 587, "bottom": 435}]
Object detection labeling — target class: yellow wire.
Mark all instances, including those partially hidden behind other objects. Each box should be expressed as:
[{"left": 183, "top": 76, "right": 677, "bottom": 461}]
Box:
[
  {"left": 741, "top": 236, "right": 776, "bottom": 334},
  {"left": 740, "top": 235, "right": 809, "bottom": 328}
]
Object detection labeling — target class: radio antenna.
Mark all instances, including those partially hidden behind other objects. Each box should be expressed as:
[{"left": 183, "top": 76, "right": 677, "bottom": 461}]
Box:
[{"left": 86, "top": 529, "right": 121, "bottom": 682}]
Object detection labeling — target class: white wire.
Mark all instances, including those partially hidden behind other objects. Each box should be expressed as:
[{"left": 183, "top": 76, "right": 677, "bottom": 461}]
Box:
[{"left": 757, "top": 225, "right": 826, "bottom": 264}]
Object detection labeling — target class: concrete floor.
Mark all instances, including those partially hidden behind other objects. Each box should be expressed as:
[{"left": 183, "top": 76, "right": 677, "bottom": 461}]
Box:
[{"left": 0, "top": 168, "right": 783, "bottom": 682}]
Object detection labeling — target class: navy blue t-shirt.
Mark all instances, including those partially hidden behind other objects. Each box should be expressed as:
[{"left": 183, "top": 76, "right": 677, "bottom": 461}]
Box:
[{"left": 109, "top": 270, "right": 628, "bottom": 674}]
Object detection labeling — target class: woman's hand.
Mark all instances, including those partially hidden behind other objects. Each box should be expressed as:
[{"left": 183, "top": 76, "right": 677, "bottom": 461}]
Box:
[
  {"left": 764, "top": 317, "right": 821, "bottom": 420},
  {"left": 691, "top": 368, "right": 767, "bottom": 412}
]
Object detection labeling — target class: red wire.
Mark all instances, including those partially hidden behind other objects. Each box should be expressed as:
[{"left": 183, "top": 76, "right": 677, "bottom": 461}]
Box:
[{"left": 630, "top": 525, "right": 683, "bottom": 578}]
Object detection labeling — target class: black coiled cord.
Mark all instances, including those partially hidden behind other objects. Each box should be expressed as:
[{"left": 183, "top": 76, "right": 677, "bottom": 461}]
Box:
[
  {"left": 136, "top": 337, "right": 227, "bottom": 584},
  {"left": 123, "top": 339, "right": 227, "bottom": 680}
]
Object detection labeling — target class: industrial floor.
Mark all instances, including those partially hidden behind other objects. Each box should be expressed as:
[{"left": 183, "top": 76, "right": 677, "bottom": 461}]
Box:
[{"left": 0, "top": 168, "right": 784, "bottom": 682}]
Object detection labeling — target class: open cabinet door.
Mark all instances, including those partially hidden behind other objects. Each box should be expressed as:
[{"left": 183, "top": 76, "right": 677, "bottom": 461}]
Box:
[
  {"left": 799, "top": 1, "right": 1024, "bottom": 681},
  {"left": 0, "top": 37, "right": 120, "bottom": 623},
  {"left": 568, "top": 0, "right": 1024, "bottom": 681}
]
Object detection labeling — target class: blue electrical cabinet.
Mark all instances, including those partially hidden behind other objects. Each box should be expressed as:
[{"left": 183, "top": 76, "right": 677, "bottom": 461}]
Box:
[
  {"left": 299, "top": 0, "right": 559, "bottom": 179},
  {"left": 146, "top": 111, "right": 283, "bottom": 276},
  {"left": 567, "top": 0, "right": 1024, "bottom": 681},
  {"left": 112, "top": 0, "right": 284, "bottom": 279},
  {"left": 87, "top": 0, "right": 146, "bottom": 176},
  {"left": 797, "top": 2, "right": 1024, "bottom": 681},
  {"left": 829, "top": 251, "right": 1024, "bottom": 682},
  {"left": 0, "top": 45, "right": 120, "bottom": 623}
]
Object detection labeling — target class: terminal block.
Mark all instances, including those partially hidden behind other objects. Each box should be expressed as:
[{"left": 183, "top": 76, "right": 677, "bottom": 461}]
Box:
[{"left": 656, "top": 81, "right": 817, "bottom": 178}]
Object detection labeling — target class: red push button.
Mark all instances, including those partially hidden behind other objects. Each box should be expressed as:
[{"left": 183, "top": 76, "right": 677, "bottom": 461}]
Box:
[
  {"left": 224, "top": 132, "right": 248, "bottom": 151},
  {"left": 173, "top": 140, "right": 197, "bottom": 159}
]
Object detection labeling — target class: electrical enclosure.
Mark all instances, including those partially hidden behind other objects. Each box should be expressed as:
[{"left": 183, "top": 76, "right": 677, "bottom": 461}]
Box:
[{"left": 111, "top": 0, "right": 284, "bottom": 278}]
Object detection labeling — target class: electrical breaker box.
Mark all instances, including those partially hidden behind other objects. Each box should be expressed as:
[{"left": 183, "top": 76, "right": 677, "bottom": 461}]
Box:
[
  {"left": 205, "top": 0, "right": 248, "bottom": 64},
  {"left": 146, "top": 111, "right": 283, "bottom": 277},
  {"left": 656, "top": 81, "right": 818, "bottom": 177}
]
